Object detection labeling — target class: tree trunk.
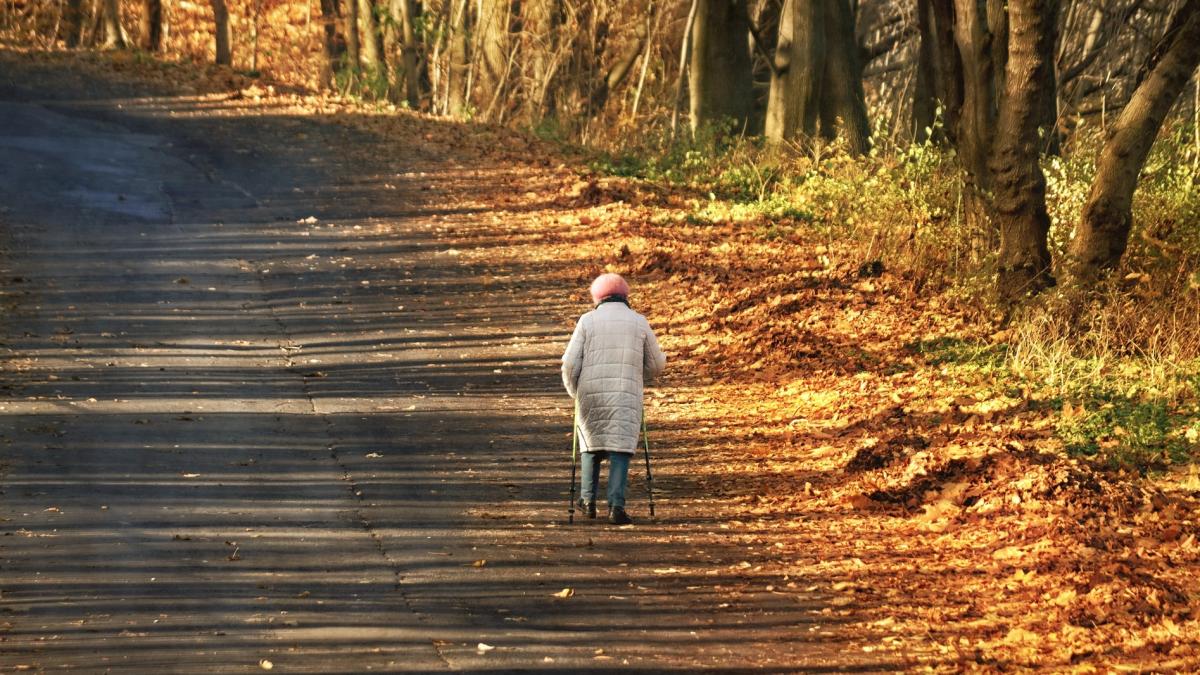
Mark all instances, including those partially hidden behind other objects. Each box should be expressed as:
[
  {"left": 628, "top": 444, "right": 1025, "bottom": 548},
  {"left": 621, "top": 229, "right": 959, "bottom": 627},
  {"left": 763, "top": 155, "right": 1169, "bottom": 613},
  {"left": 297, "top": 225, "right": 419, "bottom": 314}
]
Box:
[
  {"left": 765, "top": 0, "right": 824, "bottom": 143},
  {"left": 396, "top": 0, "right": 422, "bottom": 107},
  {"left": 446, "top": 0, "right": 470, "bottom": 117},
  {"left": 523, "top": 0, "right": 564, "bottom": 123},
  {"left": 98, "top": 0, "right": 129, "bottom": 48},
  {"left": 318, "top": 0, "right": 343, "bottom": 88},
  {"left": 62, "top": 0, "right": 85, "bottom": 47},
  {"left": 991, "top": 0, "right": 1058, "bottom": 305},
  {"left": 818, "top": 0, "right": 869, "bottom": 152},
  {"left": 479, "top": 0, "right": 510, "bottom": 97},
  {"left": 383, "top": 0, "right": 420, "bottom": 104},
  {"left": 358, "top": 0, "right": 385, "bottom": 73},
  {"left": 913, "top": 0, "right": 961, "bottom": 142},
  {"left": 591, "top": 10, "right": 651, "bottom": 115},
  {"left": 952, "top": 0, "right": 996, "bottom": 188},
  {"left": 765, "top": 0, "right": 868, "bottom": 152},
  {"left": 689, "top": 0, "right": 754, "bottom": 133},
  {"left": 140, "top": 0, "right": 163, "bottom": 51},
  {"left": 345, "top": 0, "right": 361, "bottom": 70},
  {"left": 212, "top": 0, "right": 232, "bottom": 65},
  {"left": 1070, "top": 0, "right": 1200, "bottom": 282}
]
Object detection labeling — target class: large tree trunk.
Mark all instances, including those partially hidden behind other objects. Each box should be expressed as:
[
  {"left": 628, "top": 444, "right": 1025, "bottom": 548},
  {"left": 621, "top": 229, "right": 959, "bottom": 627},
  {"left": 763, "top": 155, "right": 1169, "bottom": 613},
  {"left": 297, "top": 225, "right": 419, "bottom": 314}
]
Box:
[
  {"left": 818, "top": 0, "right": 869, "bottom": 152},
  {"left": 991, "top": 0, "right": 1058, "bottom": 305},
  {"left": 212, "top": 0, "right": 232, "bottom": 65},
  {"left": 318, "top": 0, "right": 343, "bottom": 88},
  {"left": 446, "top": 0, "right": 470, "bottom": 117},
  {"left": 952, "top": 0, "right": 996, "bottom": 188},
  {"left": 383, "top": 0, "right": 420, "bottom": 104},
  {"left": 358, "top": 0, "right": 385, "bottom": 73},
  {"left": 765, "top": 0, "right": 868, "bottom": 151},
  {"left": 689, "top": 0, "right": 754, "bottom": 133},
  {"left": 913, "top": 0, "right": 961, "bottom": 142},
  {"left": 765, "top": 0, "right": 824, "bottom": 143},
  {"left": 98, "top": 0, "right": 129, "bottom": 48},
  {"left": 345, "top": 0, "right": 361, "bottom": 70},
  {"left": 479, "top": 0, "right": 510, "bottom": 99},
  {"left": 396, "top": 0, "right": 423, "bottom": 107},
  {"left": 62, "top": 0, "right": 85, "bottom": 47},
  {"left": 1070, "top": 0, "right": 1200, "bottom": 282},
  {"left": 523, "top": 0, "right": 564, "bottom": 123},
  {"left": 590, "top": 11, "right": 651, "bottom": 115},
  {"left": 140, "top": 0, "right": 163, "bottom": 51}
]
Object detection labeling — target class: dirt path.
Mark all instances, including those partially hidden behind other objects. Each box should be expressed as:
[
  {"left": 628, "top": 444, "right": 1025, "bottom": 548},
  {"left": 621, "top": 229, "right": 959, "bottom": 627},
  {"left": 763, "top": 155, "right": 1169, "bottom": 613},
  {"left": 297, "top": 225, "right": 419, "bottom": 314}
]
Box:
[{"left": 0, "top": 54, "right": 909, "bottom": 672}]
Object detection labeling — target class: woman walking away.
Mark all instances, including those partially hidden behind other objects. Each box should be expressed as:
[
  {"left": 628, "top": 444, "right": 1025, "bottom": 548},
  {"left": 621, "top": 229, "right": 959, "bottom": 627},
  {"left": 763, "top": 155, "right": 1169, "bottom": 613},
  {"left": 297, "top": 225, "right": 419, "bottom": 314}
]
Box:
[{"left": 562, "top": 273, "right": 666, "bottom": 525}]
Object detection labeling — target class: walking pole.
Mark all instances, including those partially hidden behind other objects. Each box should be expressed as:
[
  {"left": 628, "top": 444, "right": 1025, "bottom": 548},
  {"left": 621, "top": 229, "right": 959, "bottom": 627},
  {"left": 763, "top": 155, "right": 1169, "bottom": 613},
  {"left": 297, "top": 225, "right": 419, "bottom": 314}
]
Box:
[
  {"left": 568, "top": 404, "right": 578, "bottom": 524},
  {"left": 641, "top": 414, "right": 655, "bottom": 518}
]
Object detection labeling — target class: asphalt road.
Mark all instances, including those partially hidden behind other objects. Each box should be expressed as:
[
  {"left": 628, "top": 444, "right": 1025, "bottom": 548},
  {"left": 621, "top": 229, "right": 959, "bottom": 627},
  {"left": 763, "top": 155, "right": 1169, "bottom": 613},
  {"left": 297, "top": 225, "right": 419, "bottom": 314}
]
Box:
[{"left": 0, "top": 58, "right": 904, "bottom": 673}]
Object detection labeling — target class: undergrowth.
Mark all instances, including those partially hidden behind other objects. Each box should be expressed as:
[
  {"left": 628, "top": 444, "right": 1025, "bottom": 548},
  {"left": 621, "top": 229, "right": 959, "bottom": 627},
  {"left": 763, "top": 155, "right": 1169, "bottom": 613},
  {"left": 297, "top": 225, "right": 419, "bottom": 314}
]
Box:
[{"left": 591, "top": 119, "right": 1200, "bottom": 474}]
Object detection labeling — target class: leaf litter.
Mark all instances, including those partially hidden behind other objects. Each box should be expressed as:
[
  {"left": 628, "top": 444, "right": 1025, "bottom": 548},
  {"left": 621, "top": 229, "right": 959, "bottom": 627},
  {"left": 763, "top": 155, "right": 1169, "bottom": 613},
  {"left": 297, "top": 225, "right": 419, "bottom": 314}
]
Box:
[{"left": 10, "top": 47, "right": 1197, "bottom": 671}]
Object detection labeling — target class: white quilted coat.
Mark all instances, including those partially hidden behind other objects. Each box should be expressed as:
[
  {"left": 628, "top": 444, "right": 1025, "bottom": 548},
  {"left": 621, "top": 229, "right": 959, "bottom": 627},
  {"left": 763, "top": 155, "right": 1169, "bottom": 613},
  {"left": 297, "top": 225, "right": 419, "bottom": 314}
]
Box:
[{"left": 562, "top": 301, "right": 666, "bottom": 454}]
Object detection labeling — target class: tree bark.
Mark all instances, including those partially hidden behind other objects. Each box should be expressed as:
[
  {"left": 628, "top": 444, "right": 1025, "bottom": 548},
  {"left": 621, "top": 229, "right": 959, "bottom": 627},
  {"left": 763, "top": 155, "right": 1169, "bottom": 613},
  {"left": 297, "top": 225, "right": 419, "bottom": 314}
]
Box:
[
  {"left": 140, "top": 0, "right": 163, "bottom": 51},
  {"left": 62, "top": 0, "right": 85, "bottom": 47},
  {"left": 1070, "top": 0, "right": 1200, "bottom": 282},
  {"left": 396, "top": 0, "right": 423, "bottom": 107},
  {"left": 765, "top": 0, "right": 868, "bottom": 152},
  {"left": 689, "top": 0, "right": 754, "bottom": 133},
  {"left": 212, "top": 0, "right": 232, "bottom": 65},
  {"left": 818, "top": 0, "right": 869, "bottom": 152},
  {"left": 345, "top": 0, "right": 361, "bottom": 70},
  {"left": 479, "top": 0, "right": 510, "bottom": 96},
  {"left": 991, "top": 0, "right": 1058, "bottom": 305},
  {"left": 952, "top": 0, "right": 996, "bottom": 188},
  {"left": 358, "top": 0, "right": 385, "bottom": 73},
  {"left": 591, "top": 10, "right": 651, "bottom": 115},
  {"left": 765, "top": 0, "right": 824, "bottom": 143},
  {"left": 913, "top": 0, "right": 961, "bottom": 142},
  {"left": 523, "top": 0, "right": 564, "bottom": 123},
  {"left": 446, "top": 0, "right": 470, "bottom": 117},
  {"left": 318, "top": 0, "right": 343, "bottom": 88},
  {"left": 98, "top": 0, "right": 129, "bottom": 49}
]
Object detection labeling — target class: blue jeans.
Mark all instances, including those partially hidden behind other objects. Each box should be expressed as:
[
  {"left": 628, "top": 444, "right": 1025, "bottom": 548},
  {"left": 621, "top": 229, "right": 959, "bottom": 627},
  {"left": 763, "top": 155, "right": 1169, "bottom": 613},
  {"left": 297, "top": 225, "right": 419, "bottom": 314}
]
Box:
[{"left": 580, "top": 451, "right": 630, "bottom": 509}]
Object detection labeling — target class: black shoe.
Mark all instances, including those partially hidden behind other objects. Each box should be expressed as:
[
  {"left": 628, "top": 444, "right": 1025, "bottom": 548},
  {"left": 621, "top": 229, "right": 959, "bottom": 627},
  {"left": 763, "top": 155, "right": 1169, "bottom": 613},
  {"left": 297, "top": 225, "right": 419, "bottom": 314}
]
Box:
[
  {"left": 578, "top": 499, "right": 597, "bottom": 519},
  {"left": 608, "top": 506, "right": 633, "bottom": 525}
]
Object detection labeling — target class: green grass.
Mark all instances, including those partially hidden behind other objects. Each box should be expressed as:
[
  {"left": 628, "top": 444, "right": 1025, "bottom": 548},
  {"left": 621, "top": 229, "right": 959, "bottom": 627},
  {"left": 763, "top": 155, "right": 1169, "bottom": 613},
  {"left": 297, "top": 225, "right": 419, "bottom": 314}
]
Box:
[{"left": 1056, "top": 392, "right": 1196, "bottom": 472}]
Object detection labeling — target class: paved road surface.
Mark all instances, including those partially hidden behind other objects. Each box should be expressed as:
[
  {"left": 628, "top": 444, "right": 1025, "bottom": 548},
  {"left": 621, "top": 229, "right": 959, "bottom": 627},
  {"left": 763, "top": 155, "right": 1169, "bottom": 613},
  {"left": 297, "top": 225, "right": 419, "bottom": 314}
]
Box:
[{"left": 0, "top": 60, "right": 903, "bottom": 672}]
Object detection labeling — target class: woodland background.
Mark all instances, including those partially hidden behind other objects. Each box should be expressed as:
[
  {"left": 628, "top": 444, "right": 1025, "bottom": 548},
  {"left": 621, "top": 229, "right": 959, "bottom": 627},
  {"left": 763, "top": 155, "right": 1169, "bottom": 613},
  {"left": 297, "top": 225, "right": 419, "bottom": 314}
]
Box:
[{"left": 3, "top": 0, "right": 1200, "bottom": 667}]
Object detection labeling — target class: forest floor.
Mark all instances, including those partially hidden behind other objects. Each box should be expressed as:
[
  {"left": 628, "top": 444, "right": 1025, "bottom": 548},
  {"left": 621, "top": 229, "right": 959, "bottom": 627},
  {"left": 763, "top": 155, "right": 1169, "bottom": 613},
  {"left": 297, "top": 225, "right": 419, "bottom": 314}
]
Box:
[{"left": 1, "top": 46, "right": 1199, "bottom": 672}]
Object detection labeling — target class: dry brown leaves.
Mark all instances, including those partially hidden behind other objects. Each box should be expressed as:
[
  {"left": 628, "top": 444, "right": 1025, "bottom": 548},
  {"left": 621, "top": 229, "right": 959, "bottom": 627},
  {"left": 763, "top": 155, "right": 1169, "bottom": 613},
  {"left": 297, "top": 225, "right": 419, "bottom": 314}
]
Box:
[{"left": 18, "top": 48, "right": 1200, "bottom": 670}]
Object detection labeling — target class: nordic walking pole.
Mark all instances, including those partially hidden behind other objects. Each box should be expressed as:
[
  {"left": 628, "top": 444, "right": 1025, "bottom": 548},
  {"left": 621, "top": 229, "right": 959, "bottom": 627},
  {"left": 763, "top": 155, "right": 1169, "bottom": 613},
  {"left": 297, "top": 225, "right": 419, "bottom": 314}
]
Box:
[
  {"left": 642, "top": 413, "right": 655, "bottom": 518},
  {"left": 568, "top": 404, "right": 578, "bottom": 524}
]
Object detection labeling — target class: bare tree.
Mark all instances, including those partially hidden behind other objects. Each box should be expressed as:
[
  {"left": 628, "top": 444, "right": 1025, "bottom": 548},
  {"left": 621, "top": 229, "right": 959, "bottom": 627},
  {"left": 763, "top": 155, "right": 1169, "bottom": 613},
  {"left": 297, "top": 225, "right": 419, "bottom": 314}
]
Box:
[
  {"left": 523, "top": 0, "right": 566, "bottom": 123},
  {"left": 97, "top": 0, "right": 130, "bottom": 48},
  {"left": 446, "top": 0, "right": 471, "bottom": 117},
  {"left": 689, "top": 0, "right": 754, "bottom": 133},
  {"left": 213, "top": 0, "right": 232, "bottom": 65},
  {"left": 1070, "top": 0, "right": 1200, "bottom": 282},
  {"left": 766, "top": 0, "right": 869, "bottom": 153},
  {"left": 358, "top": 0, "right": 385, "bottom": 74},
  {"left": 991, "top": 0, "right": 1059, "bottom": 304},
  {"left": 951, "top": 0, "right": 998, "bottom": 186},
  {"left": 141, "top": 0, "right": 164, "bottom": 51},
  {"left": 318, "top": 0, "right": 344, "bottom": 88},
  {"left": 913, "top": 0, "right": 961, "bottom": 142}
]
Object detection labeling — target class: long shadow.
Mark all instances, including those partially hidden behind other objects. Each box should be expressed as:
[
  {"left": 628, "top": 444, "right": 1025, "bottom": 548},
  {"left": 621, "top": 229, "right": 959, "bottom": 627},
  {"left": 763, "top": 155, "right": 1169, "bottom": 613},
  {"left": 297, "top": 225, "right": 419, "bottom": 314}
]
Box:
[{"left": 0, "top": 64, "right": 938, "bottom": 671}]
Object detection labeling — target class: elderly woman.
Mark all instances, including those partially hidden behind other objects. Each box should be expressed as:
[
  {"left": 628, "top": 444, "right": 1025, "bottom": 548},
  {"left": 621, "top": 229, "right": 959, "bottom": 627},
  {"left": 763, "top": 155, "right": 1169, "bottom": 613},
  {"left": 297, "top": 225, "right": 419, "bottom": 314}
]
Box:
[{"left": 562, "top": 273, "right": 666, "bottom": 524}]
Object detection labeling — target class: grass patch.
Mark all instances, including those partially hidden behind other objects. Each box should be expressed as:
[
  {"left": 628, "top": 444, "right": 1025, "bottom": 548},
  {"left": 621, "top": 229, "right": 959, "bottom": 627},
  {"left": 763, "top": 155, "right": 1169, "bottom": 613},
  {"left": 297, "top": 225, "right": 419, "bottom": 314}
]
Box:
[{"left": 1057, "top": 392, "right": 1196, "bottom": 472}]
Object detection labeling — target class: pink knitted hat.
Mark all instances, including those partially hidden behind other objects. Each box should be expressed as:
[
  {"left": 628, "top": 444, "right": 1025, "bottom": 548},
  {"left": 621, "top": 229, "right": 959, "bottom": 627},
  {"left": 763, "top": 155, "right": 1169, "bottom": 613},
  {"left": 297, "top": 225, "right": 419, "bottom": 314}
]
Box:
[{"left": 589, "top": 273, "right": 630, "bottom": 303}]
